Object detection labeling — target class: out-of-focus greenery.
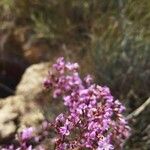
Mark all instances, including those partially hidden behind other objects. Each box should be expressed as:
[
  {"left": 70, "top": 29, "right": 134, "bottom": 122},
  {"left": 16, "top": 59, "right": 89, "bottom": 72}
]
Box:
[
  {"left": 0, "top": 0, "right": 150, "bottom": 102},
  {"left": 88, "top": 0, "right": 150, "bottom": 106},
  {"left": 0, "top": 1, "right": 150, "bottom": 149},
  {"left": 0, "top": 0, "right": 149, "bottom": 106}
]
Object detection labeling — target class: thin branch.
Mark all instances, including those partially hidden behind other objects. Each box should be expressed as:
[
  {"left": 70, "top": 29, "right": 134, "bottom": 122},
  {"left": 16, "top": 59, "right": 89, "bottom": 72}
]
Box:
[{"left": 127, "top": 97, "right": 150, "bottom": 120}]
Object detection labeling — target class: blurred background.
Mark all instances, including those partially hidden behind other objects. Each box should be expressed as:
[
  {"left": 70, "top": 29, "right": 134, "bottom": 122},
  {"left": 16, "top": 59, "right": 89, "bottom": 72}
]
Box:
[{"left": 0, "top": 0, "right": 149, "bottom": 149}]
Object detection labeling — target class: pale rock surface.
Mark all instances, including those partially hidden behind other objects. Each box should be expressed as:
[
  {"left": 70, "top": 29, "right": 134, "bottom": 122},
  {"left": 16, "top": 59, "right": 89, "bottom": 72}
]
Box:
[{"left": 0, "top": 63, "right": 52, "bottom": 142}]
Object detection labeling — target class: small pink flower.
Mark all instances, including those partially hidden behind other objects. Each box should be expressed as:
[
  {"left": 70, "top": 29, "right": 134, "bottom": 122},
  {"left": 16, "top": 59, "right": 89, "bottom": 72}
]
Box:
[
  {"left": 21, "top": 127, "right": 34, "bottom": 141},
  {"left": 59, "top": 126, "right": 70, "bottom": 136}
]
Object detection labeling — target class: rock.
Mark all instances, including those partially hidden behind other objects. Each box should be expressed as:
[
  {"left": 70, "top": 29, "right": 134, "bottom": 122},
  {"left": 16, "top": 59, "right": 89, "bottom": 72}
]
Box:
[
  {"left": 16, "top": 62, "right": 51, "bottom": 100},
  {"left": 0, "top": 94, "right": 44, "bottom": 143},
  {"left": 15, "top": 62, "right": 55, "bottom": 127},
  {"left": 0, "top": 95, "right": 24, "bottom": 142},
  {"left": 0, "top": 63, "right": 50, "bottom": 142},
  {"left": 16, "top": 62, "right": 64, "bottom": 120},
  {"left": 0, "top": 62, "right": 65, "bottom": 144},
  {"left": 0, "top": 122, "right": 16, "bottom": 140}
]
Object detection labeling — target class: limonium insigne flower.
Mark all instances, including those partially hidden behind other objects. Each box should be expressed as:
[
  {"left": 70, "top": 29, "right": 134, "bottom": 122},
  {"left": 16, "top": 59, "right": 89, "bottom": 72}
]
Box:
[
  {"left": 2, "top": 57, "right": 130, "bottom": 150},
  {"left": 44, "top": 57, "right": 130, "bottom": 150}
]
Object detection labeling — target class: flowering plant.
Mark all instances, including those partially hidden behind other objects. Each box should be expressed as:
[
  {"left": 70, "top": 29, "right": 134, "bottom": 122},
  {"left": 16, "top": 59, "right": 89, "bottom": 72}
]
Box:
[
  {"left": 43, "top": 57, "right": 130, "bottom": 150},
  {"left": 2, "top": 57, "right": 130, "bottom": 150}
]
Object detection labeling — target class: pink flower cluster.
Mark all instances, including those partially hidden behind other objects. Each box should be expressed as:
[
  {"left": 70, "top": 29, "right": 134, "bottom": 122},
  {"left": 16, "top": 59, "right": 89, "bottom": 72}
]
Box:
[
  {"left": 44, "top": 57, "right": 130, "bottom": 150},
  {"left": 2, "top": 57, "right": 130, "bottom": 150}
]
